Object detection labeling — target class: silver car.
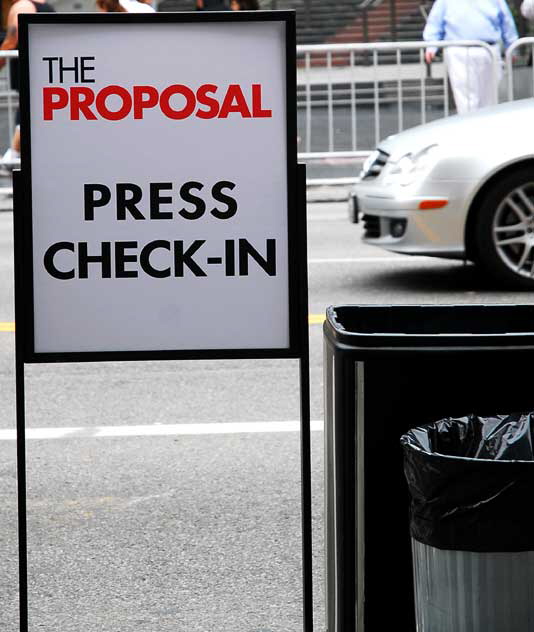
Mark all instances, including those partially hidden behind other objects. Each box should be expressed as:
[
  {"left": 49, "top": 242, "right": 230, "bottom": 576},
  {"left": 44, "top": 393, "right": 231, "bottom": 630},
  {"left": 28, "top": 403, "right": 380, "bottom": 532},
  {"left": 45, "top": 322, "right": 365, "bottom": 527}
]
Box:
[{"left": 350, "top": 98, "right": 534, "bottom": 287}]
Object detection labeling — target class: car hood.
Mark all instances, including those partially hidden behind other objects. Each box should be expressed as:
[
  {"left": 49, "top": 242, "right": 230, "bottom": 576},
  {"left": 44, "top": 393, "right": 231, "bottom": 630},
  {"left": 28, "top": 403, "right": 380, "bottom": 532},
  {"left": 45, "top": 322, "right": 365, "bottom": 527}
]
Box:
[{"left": 379, "top": 98, "right": 534, "bottom": 161}]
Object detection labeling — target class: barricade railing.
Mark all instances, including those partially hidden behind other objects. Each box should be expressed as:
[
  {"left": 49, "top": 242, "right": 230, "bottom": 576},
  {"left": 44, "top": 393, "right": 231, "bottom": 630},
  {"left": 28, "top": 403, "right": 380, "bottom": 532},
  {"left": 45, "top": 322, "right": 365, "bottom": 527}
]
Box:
[
  {"left": 505, "top": 37, "right": 534, "bottom": 101},
  {"left": 0, "top": 50, "right": 20, "bottom": 198},
  {"left": 0, "top": 40, "right": 529, "bottom": 195},
  {"left": 296, "top": 39, "right": 500, "bottom": 180}
]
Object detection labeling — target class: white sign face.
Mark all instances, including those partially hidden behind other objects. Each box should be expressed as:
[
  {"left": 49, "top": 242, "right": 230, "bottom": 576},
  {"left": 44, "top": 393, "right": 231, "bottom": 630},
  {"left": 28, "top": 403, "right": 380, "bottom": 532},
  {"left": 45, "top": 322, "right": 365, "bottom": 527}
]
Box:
[{"left": 26, "top": 18, "right": 292, "bottom": 355}]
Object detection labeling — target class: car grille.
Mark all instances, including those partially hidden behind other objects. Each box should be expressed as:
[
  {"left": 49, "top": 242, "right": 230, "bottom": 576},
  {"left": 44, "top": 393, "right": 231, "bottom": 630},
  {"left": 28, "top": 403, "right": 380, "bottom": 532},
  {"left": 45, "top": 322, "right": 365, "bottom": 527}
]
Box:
[
  {"left": 361, "top": 149, "right": 389, "bottom": 180},
  {"left": 363, "top": 215, "right": 381, "bottom": 239}
]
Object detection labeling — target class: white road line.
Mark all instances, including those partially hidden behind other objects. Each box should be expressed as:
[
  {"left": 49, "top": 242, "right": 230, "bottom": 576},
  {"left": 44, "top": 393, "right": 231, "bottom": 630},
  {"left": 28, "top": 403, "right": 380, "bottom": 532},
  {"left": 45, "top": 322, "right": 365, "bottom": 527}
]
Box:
[
  {"left": 0, "top": 420, "right": 324, "bottom": 441},
  {"left": 308, "top": 256, "right": 434, "bottom": 264}
]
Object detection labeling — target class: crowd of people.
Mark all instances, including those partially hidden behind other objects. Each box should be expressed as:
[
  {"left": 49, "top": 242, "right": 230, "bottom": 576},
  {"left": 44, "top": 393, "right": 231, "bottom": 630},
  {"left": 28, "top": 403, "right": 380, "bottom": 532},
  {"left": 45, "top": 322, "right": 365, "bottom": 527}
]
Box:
[
  {"left": 95, "top": 0, "right": 259, "bottom": 10},
  {"left": 95, "top": 0, "right": 259, "bottom": 12},
  {"left": 197, "top": 0, "right": 258, "bottom": 10},
  {"left": 96, "top": 0, "right": 154, "bottom": 11}
]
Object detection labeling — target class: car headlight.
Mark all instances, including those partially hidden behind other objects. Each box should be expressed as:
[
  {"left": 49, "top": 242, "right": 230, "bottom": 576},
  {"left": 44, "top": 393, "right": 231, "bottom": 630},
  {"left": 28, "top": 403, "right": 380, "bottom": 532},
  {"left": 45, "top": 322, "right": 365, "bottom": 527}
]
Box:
[
  {"left": 384, "top": 144, "right": 439, "bottom": 187},
  {"left": 359, "top": 150, "right": 380, "bottom": 179}
]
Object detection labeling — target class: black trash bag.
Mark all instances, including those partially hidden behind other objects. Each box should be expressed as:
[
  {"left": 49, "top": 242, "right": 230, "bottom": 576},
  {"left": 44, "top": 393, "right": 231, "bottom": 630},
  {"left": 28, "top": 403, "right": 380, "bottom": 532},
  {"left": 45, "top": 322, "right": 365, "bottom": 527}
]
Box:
[{"left": 401, "top": 413, "right": 534, "bottom": 552}]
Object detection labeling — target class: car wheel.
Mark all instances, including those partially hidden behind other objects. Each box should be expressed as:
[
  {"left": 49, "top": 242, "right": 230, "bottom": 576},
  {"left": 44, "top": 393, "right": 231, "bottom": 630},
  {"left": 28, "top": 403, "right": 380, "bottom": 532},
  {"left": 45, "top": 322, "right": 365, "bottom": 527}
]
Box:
[
  {"left": 475, "top": 167, "right": 534, "bottom": 288},
  {"left": 348, "top": 194, "right": 359, "bottom": 224}
]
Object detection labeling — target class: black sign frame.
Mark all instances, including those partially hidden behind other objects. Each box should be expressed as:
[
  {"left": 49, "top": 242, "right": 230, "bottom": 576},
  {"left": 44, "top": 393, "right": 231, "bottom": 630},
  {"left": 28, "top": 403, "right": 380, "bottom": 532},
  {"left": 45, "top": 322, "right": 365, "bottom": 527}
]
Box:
[
  {"left": 14, "top": 11, "right": 314, "bottom": 632},
  {"left": 17, "top": 11, "right": 301, "bottom": 364}
]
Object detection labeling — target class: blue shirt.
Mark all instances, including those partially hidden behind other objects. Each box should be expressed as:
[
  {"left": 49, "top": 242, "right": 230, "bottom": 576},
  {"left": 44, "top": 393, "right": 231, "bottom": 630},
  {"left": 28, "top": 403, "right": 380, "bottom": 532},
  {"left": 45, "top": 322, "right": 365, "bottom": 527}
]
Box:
[{"left": 423, "top": 0, "right": 518, "bottom": 50}]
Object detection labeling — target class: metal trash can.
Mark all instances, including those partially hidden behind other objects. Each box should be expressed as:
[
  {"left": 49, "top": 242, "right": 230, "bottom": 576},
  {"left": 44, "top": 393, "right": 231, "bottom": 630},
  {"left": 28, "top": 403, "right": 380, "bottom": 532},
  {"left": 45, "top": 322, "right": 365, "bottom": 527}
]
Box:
[
  {"left": 402, "top": 414, "right": 534, "bottom": 632},
  {"left": 323, "top": 304, "right": 534, "bottom": 632}
]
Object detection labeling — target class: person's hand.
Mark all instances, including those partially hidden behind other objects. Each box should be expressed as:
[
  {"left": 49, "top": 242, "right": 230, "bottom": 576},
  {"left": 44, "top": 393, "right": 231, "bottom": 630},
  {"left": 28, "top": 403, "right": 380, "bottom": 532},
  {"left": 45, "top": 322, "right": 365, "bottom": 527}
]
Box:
[{"left": 425, "top": 50, "right": 435, "bottom": 64}]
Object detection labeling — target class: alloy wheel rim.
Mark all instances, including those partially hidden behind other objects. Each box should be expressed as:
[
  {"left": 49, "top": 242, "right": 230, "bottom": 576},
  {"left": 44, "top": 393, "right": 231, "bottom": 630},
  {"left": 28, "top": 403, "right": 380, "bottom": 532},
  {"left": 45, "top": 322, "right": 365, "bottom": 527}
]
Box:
[{"left": 492, "top": 184, "right": 534, "bottom": 279}]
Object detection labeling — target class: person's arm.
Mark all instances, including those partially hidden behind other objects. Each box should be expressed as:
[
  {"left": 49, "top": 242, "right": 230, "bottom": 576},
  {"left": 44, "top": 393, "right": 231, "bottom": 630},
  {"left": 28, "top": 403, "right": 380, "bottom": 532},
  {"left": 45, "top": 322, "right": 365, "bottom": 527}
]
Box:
[
  {"left": 196, "top": 0, "right": 204, "bottom": 9},
  {"left": 0, "top": 22, "right": 18, "bottom": 70},
  {"left": 499, "top": 0, "right": 519, "bottom": 50},
  {"left": 423, "top": 0, "right": 446, "bottom": 63},
  {"left": 0, "top": 1, "right": 34, "bottom": 70}
]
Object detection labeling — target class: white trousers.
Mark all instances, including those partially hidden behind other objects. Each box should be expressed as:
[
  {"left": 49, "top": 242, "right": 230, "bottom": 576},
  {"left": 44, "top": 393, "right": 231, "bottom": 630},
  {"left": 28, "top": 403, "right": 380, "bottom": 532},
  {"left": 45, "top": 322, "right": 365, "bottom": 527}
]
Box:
[{"left": 444, "top": 46, "right": 501, "bottom": 115}]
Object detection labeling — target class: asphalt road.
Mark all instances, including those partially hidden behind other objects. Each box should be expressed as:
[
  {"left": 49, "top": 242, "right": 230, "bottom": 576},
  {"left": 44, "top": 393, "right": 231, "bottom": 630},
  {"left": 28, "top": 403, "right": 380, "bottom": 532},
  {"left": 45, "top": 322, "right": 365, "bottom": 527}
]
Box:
[{"left": 1, "top": 198, "right": 533, "bottom": 632}]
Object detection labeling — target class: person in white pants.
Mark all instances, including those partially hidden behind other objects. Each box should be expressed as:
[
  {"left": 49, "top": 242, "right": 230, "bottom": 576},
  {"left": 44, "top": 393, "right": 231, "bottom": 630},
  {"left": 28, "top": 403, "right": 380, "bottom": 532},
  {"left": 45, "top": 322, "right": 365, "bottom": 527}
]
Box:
[
  {"left": 442, "top": 44, "right": 501, "bottom": 113},
  {"left": 423, "top": 0, "right": 518, "bottom": 115}
]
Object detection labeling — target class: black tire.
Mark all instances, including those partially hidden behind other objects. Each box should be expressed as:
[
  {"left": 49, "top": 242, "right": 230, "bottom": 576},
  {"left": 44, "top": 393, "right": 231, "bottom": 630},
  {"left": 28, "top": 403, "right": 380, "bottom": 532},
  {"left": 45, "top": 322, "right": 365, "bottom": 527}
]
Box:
[
  {"left": 348, "top": 194, "right": 359, "bottom": 224},
  {"left": 474, "top": 166, "right": 534, "bottom": 289}
]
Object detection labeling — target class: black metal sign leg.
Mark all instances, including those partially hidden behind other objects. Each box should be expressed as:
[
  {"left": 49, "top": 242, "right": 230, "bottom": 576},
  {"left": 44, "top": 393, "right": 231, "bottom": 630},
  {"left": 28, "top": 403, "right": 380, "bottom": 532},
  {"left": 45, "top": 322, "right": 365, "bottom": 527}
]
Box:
[
  {"left": 16, "top": 350, "right": 28, "bottom": 632},
  {"left": 297, "top": 163, "right": 313, "bottom": 632},
  {"left": 300, "top": 353, "right": 313, "bottom": 632},
  {"left": 13, "top": 169, "right": 29, "bottom": 632}
]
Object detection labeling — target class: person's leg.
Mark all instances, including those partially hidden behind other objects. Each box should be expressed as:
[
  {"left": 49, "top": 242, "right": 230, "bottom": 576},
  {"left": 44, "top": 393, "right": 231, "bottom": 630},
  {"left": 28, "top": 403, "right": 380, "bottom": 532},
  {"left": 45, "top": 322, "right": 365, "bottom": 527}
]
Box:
[
  {"left": 0, "top": 106, "right": 21, "bottom": 173},
  {"left": 12, "top": 125, "right": 20, "bottom": 154},
  {"left": 0, "top": 129, "right": 20, "bottom": 170},
  {"left": 445, "top": 47, "right": 471, "bottom": 114},
  {"left": 0, "top": 105, "right": 20, "bottom": 171},
  {"left": 475, "top": 46, "right": 501, "bottom": 109},
  {"left": 447, "top": 47, "right": 500, "bottom": 114}
]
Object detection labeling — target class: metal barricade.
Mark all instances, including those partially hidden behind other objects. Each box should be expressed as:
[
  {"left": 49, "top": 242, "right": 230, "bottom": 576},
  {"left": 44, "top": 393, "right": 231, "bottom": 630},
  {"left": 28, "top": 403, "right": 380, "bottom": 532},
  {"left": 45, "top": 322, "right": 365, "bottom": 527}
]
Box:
[
  {"left": 505, "top": 37, "right": 534, "bottom": 101},
  {"left": 296, "top": 40, "right": 500, "bottom": 162},
  {"left": 1, "top": 38, "right": 529, "bottom": 193},
  {"left": 0, "top": 50, "right": 20, "bottom": 198}
]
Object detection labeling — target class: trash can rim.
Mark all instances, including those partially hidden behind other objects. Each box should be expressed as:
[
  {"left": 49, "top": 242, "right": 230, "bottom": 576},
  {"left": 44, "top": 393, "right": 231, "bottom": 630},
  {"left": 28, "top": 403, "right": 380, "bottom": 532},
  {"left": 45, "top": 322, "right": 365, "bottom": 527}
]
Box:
[
  {"left": 324, "top": 304, "right": 534, "bottom": 349},
  {"left": 402, "top": 441, "right": 534, "bottom": 464}
]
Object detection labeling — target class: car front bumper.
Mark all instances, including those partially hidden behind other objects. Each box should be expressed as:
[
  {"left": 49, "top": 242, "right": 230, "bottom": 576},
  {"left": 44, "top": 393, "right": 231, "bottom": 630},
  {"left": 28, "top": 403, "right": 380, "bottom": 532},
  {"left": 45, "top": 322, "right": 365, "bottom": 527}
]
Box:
[{"left": 350, "top": 179, "right": 476, "bottom": 259}]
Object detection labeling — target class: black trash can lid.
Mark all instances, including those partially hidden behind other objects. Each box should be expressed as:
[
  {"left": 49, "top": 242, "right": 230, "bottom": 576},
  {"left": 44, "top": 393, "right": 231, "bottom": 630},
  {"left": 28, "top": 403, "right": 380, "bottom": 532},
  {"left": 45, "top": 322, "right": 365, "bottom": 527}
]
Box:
[{"left": 325, "top": 304, "right": 534, "bottom": 350}]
